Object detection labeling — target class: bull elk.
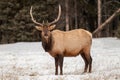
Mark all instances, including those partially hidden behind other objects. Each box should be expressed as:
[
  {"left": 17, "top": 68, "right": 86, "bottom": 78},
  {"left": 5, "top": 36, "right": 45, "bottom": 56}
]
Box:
[{"left": 30, "top": 5, "right": 92, "bottom": 75}]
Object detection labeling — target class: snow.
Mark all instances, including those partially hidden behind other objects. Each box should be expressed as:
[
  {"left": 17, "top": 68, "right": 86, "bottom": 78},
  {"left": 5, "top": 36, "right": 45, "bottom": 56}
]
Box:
[{"left": 0, "top": 37, "right": 120, "bottom": 80}]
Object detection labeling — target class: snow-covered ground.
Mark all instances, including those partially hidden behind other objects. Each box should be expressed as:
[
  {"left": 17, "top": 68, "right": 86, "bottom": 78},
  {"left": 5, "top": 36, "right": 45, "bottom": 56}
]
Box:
[{"left": 0, "top": 38, "right": 120, "bottom": 80}]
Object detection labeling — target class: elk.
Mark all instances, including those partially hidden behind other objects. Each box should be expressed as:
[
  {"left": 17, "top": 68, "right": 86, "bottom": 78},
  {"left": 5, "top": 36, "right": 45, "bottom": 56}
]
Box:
[{"left": 30, "top": 5, "right": 92, "bottom": 75}]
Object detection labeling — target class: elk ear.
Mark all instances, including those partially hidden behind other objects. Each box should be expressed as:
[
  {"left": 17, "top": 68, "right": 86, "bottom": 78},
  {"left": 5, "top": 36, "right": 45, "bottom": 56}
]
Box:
[
  {"left": 49, "top": 25, "right": 56, "bottom": 30},
  {"left": 35, "top": 26, "right": 43, "bottom": 31}
]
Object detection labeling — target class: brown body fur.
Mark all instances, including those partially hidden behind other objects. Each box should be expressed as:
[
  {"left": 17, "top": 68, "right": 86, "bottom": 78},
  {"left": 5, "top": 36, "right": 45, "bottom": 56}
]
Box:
[{"left": 49, "top": 29, "right": 92, "bottom": 57}]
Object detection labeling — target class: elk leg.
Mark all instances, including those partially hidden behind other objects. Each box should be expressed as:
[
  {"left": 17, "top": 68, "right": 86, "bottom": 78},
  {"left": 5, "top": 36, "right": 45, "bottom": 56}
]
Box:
[
  {"left": 58, "top": 55, "right": 64, "bottom": 75},
  {"left": 89, "top": 55, "right": 92, "bottom": 73},
  {"left": 54, "top": 56, "right": 59, "bottom": 75},
  {"left": 81, "top": 53, "right": 88, "bottom": 73},
  {"left": 84, "top": 54, "right": 92, "bottom": 73}
]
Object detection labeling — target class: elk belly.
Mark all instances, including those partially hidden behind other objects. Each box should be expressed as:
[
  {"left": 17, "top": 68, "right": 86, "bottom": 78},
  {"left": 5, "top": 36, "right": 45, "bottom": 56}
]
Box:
[{"left": 63, "top": 48, "right": 82, "bottom": 57}]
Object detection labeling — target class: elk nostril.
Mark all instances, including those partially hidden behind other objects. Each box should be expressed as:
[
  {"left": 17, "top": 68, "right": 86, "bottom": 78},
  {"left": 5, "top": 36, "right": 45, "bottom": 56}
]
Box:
[{"left": 44, "top": 33, "right": 48, "bottom": 36}]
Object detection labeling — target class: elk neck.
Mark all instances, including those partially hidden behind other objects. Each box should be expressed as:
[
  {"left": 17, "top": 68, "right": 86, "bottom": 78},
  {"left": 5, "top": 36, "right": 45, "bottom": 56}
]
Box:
[{"left": 41, "top": 33, "right": 53, "bottom": 52}]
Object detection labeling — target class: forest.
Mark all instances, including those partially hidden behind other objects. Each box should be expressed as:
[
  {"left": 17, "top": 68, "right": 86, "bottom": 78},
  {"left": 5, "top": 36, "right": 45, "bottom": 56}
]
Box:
[{"left": 0, "top": 0, "right": 120, "bottom": 44}]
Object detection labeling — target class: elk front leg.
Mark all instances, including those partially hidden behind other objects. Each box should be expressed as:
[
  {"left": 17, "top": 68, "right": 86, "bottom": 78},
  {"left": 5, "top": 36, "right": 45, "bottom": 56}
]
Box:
[
  {"left": 54, "top": 56, "right": 59, "bottom": 75},
  {"left": 59, "top": 55, "right": 64, "bottom": 75}
]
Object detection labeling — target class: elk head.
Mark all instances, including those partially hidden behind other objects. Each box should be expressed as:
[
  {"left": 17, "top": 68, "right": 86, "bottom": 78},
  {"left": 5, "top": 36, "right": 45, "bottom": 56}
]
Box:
[{"left": 30, "top": 5, "right": 61, "bottom": 43}]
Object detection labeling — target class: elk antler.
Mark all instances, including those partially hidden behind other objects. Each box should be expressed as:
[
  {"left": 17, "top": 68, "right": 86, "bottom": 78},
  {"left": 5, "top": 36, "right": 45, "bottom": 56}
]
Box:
[
  {"left": 48, "top": 5, "right": 61, "bottom": 26},
  {"left": 30, "top": 6, "right": 43, "bottom": 26}
]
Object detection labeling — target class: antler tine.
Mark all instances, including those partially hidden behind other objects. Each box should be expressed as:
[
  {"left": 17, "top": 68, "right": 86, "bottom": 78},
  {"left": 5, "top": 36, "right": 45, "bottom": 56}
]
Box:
[
  {"left": 30, "top": 6, "right": 43, "bottom": 26},
  {"left": 48, "top": 5, "right": 61, "bottom": 26}
]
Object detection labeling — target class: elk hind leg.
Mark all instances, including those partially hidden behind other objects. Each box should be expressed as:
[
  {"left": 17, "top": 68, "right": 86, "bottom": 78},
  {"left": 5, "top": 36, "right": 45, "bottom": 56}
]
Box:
[
  {"left": 81, "top": 53, "right": 89, "bottom": 73},
  {"left": 83, "top": 48, "right": 92, "bottom": 73},
  {"left": 89, "top": 55, "right": 92, "bottom": 73},
  {"left": 84, "top": 53, "right": 92, "bottom": 73}
]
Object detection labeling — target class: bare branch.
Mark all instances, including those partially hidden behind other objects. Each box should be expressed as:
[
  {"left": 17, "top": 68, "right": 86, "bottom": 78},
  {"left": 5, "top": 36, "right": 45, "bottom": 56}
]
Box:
[
  {"left": 102, "top": 1, "right": 120, "bottom": 9},
  {"left": 93, "top": 8, "right": 120, "bottom": 35}
]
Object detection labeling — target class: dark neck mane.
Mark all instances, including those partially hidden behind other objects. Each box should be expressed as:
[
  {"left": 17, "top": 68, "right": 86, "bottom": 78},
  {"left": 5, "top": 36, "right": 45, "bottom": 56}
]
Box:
[{"left": 41, "top": 34, "right": 53, "bottom": 52}]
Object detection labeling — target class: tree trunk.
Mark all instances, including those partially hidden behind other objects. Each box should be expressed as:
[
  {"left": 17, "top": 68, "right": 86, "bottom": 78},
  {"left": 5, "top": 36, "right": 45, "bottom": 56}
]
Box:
[
  {"left": 65, "top": 0, "right": 69, "bottom": 31},
  {"left": 74, "top": 0, "right": 78, "bottom": 29},
  {"left": 97, "top": 0, "right": 101, "bottom": 37},
  {"left": 93, "top": 8, "right": 120, "bottom": 36},
  {"left": 102, "top": 0, "right": 109, "bottom": 37}
]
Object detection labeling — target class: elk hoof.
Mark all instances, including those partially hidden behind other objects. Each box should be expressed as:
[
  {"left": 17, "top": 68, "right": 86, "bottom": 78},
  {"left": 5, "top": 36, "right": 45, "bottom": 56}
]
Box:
[
  {"left": 82, "top": 71, "right": 87, "bottom": 74},
  {"left": 55, "top": 73, "right": 58, "bottom": 75},
  {"left": 60, "top": 73, "right": 63, "bottom": 75}
]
